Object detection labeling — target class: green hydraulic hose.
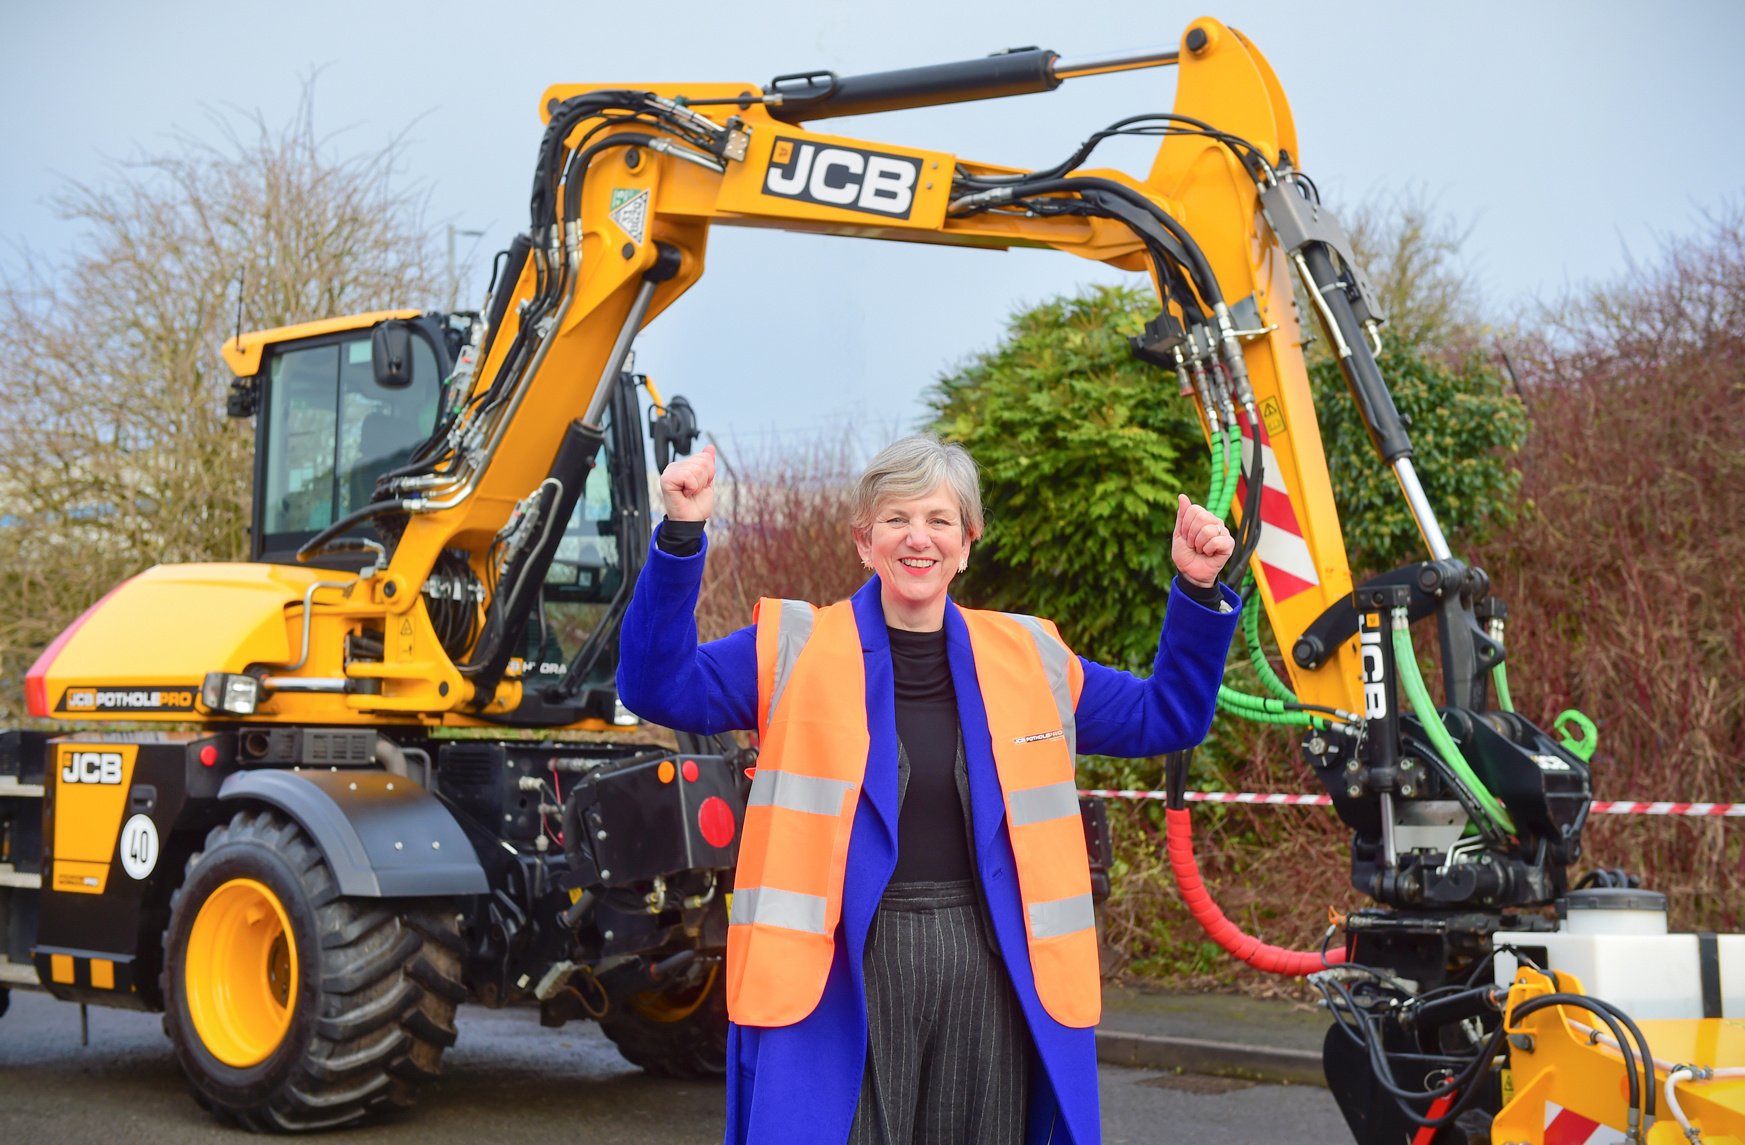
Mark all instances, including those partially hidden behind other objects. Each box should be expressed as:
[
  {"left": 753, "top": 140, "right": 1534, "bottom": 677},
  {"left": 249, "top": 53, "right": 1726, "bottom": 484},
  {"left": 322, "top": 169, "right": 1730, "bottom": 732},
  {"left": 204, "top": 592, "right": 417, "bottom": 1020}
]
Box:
[
  {"left": 1390, "top": 612, "right": 1516, "bottom": 835},
  {"left": 1216, "top": 687, "right": 1322, "bottom": 726},
  {"left": 1485, "top": 618, "right": 1515, "bottom": 713},
  {"left": 1242, "top": 575, "right": 1299, "bottom": 704},
  {"left": 1216, "top": 682, "right": 1334, "bottom": 727},
  {"left": 1218, "top": 684, "right": 1286, "bottom": 712},
  {"left": 1491, "top": 662, "right": 1515, "bottom": 713},
  {"left": 1206, "top": 419, "right": 1227, "bottom": 514},
  {"left": 1214, "top": 425, "right": 1241, "bottom": 520},
  {"left": 1201, "top": 422, "right": 1319, "bottom": 728}
]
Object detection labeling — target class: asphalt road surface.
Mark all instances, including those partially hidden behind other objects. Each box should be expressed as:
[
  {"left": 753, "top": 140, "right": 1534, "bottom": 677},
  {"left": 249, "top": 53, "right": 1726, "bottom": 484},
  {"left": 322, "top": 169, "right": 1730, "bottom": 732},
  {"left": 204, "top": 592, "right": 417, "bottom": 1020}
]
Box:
[{"left": 0, "top": 988, "right": 1350, "bottom": 1143}]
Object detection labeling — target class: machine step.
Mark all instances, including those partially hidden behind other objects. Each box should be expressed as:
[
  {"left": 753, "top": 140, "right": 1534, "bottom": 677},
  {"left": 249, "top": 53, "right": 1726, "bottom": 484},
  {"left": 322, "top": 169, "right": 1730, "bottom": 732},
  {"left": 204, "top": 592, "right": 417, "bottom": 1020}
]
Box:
[
  {"left": 0, "top": 865, "right": 42, "bottom": 889},
  {"left": 0, "top": 956, "right": 39, "bottom": 986},
  {"left": 0, "top": 776, "right": 45, "bottom": 798}
]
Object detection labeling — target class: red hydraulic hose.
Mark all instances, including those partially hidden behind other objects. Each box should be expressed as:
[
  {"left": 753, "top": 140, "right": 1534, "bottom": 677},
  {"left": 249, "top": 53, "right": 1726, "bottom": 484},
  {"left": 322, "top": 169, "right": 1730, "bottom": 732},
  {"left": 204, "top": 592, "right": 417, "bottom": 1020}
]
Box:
[
  {"left": 1410, "top": 1094, "right": 1456, "bottom": 1145},
  {"left": 1164, "top": 807, "right": 1345, "bottom": 974}
]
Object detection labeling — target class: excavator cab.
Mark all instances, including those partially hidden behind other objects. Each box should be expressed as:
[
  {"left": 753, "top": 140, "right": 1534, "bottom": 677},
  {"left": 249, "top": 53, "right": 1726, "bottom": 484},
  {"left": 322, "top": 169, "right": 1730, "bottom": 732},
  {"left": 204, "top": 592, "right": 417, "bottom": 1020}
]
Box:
[
  {"left": 219, "top": 310, "right": 663, "bottom": 725},
  {"left": 226, "top": 312, "right": 458, "bottom": 567}
]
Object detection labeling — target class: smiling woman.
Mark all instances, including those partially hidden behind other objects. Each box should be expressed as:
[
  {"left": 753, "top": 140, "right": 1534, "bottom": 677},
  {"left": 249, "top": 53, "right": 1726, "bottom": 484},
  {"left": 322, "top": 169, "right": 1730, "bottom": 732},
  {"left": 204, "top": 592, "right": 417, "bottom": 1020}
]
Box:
[
  {"left": 848, "top": 436, "right": 983, "bottom": 631},
  {"left": 617, "top": 432, "right": 1243, "bottom": 1145}
]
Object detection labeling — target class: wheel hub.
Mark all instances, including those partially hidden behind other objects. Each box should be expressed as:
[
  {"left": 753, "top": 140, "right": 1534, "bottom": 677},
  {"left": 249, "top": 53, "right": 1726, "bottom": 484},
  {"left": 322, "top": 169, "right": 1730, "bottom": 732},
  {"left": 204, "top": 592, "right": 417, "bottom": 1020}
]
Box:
[{"left": 184, "top": 877, "right": 300, "bottom": 1068}]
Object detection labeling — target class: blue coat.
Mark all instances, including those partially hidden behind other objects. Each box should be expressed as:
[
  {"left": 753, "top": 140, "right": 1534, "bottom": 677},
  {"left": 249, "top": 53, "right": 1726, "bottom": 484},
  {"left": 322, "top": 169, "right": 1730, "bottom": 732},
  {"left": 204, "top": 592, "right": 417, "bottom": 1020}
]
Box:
[{"left": 617, "top": 527, "right": 1241, "bottom": 1145}]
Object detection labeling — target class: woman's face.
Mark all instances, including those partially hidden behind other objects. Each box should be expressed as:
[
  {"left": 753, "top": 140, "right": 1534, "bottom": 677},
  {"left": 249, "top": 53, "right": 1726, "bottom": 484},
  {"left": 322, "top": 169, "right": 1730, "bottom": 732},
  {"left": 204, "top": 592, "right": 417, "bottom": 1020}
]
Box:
[{"left": 855, "top": 483, "right": 971, "bottom": 625}]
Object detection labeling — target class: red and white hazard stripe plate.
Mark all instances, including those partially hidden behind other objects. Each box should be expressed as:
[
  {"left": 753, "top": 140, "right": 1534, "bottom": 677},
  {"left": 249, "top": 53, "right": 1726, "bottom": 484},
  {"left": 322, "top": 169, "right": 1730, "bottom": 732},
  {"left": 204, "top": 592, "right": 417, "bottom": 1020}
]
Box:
[
  {"left": 1543, "top": 1103, "right": 1625, "bottom": 1145},
  {"left": 1235, "top": 413, "right": 1320, "bottom": 602}
]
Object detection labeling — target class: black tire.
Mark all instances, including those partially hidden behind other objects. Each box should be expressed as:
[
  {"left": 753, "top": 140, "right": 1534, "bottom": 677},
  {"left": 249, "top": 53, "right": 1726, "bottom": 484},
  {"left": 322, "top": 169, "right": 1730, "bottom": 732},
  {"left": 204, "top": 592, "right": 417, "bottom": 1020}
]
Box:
[
  {"left": 161, "top": 808, "right": 465, "bottom": 1131},
  {"left": 598, "top": 962, "right": 728, "bottom": 1078}
]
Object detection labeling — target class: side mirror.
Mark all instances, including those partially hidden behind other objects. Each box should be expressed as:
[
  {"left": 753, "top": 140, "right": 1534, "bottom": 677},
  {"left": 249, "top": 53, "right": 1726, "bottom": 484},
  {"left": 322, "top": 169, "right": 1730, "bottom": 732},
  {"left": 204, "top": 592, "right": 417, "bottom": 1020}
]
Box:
[
  {"left": 226, "top": 376, "right": 259, "bottom": 418},
  {"left": 651, "top": 395, "right": 699, "bottom": 471},
  {"left": 370, "top": 321, "right": 415, "bottom": 389}
]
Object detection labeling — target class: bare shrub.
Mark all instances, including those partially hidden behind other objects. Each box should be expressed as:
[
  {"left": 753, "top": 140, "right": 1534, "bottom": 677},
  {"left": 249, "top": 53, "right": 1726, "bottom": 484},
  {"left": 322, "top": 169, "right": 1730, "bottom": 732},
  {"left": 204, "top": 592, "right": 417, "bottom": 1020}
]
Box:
[
  {"left": 1474, "top": 207, "right": 1745, "bottom": 932},
  {"left": 1341, "top": 187, "right": 1487, "bottom": 356},
  {"left": 0, "top": 82, "right": 442, "bottom": 721},
  {"left": 693, "top": 433, "right": 869, "bottom": 639}
]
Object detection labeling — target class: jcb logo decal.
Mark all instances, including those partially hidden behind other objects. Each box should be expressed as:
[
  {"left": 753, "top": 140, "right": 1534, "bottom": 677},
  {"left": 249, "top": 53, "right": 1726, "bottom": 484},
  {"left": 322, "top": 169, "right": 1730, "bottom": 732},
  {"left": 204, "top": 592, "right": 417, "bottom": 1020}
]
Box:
[
  {"left": 51, "top": 743, "right": 136, "bottom": 894},
  {"left": 1359, "top": 622, "right": 1387, "bottom": 721},
  {"left": 764, "top": 138, "right": 919, "bottom": 218},
  {"left": 56, "top": 686, "right": 195, "bottom": 713},
  {"left": 61, "top": 750, "right": 125, "bottom": 785}
]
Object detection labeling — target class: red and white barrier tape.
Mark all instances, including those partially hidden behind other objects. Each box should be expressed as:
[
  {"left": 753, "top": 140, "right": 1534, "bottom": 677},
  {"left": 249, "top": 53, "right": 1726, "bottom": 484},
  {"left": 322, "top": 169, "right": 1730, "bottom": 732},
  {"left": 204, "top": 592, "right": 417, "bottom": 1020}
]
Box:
[
  {"left": 1080, "top": 790, "right": 1745, "bottom": 816},
  {"left": 1589, "top": 800, "right": 1745, "bottom": 817}
]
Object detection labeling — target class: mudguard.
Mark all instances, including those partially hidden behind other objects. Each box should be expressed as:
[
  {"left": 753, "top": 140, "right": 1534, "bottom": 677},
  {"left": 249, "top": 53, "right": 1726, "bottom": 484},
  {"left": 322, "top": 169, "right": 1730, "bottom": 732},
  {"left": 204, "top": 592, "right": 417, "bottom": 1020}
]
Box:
[{"left": 220, "top": 769, "right": 487, "bottom": 897}]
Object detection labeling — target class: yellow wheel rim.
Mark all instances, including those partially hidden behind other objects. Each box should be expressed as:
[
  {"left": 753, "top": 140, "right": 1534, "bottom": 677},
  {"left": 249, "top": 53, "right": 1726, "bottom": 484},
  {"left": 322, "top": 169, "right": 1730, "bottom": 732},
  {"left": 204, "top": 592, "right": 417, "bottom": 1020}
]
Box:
[{"left": 184, "top": 877, "right": 299, "bottom": 1068}]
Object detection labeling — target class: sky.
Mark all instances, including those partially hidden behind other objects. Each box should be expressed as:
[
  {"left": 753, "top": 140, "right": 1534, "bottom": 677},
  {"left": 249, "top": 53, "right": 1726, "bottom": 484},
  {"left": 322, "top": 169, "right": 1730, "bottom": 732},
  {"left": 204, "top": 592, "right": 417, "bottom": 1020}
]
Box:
[{"left": 6, "top": 0, "right": 1743, "bottom": 457}]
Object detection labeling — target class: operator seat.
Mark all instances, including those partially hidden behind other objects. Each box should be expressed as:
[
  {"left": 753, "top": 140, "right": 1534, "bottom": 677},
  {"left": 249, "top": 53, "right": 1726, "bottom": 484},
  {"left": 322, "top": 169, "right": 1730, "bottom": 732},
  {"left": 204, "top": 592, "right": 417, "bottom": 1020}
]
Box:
[{"left": 348, "top": 411, "right": 420, "bottom": 513}]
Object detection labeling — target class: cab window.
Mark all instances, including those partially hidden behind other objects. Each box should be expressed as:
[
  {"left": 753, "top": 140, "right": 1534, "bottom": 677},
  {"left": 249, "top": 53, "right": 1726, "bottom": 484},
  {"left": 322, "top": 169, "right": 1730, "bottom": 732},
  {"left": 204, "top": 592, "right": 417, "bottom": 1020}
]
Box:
[{"left": 257, "top": 331, "right": 441, "bottom": 558}]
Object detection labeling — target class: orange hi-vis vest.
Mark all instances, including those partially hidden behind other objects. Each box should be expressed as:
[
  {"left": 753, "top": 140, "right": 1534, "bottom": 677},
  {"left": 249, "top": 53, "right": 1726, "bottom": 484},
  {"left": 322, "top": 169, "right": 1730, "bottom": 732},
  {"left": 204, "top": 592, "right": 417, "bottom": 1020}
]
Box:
[{"left": 727, "top": 597, "right": 1099, "bottom": 1029}]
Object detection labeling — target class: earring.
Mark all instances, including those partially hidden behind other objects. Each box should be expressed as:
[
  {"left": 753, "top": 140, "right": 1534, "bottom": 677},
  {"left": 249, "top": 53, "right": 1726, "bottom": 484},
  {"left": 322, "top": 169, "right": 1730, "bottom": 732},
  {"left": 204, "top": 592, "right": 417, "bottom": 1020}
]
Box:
[{"left": 958, "top": 559, "right": 968, "bottom": 573}]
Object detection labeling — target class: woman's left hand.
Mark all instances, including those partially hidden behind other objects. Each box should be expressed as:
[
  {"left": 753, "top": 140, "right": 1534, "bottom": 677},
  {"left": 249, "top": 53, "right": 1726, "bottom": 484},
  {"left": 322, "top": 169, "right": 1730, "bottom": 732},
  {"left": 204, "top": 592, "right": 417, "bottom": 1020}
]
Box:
[{"left": 1172, "top": 494, "right": 1235, "bottom": 588}]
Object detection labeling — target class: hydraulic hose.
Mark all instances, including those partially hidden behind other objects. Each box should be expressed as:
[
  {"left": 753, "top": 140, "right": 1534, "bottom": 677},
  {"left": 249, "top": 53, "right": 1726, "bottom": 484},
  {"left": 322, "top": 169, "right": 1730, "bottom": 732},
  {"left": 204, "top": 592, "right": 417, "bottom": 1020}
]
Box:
[
  {"left": 980, "top": 176, "right": 1223, "bottom": 307},
  {"left": 1513, "top": 993, "right": 1645, "bottom": 1134},
  {"left": 1215, "top": 425, "right": 1240, "bottom": 519},
  {"left": 1665, "top": 1065, "right": 1745, "bottom": 1140},
  {"left": 1409, "top": 1094, "right": 1459, "bottom": 1145},
  {"left": 295, "top": 499, "right": 408, "bottom": 563},
  {"left": 1165, "top": 807, "right": 1344, "bottom": 974},
  {"left": 1214, "top": 685, "right": 1326, "bottom": 725},
  {"left": 1389, "top": 613, "right": 1515, "bottom": 835},
  {"left": 1243, "top": 577, "right": 1298, "bottom": 704},
  {"left": 1491, "top": 662, "right": 1515, "bottom": 713},
  {"left": 1220, "top": 408, "right": 1265, "bottom": 590},
  {"left": 1205, "top": 419, "right": 1229, "bottom": 516}
]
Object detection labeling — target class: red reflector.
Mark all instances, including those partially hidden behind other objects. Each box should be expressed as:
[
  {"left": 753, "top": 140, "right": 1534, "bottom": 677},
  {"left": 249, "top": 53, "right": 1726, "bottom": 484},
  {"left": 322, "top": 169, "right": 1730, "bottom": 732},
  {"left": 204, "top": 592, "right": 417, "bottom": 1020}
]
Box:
[
  {"left": 24, "top": 675, "right": 48, "bottom": 718},
  {"left": 681, "top": 758, "right": 699, "bottom": 783},
  {"left": 743, "top": 767, "right": 758, "bottom": 781},
  {"left": 199, "top": 745, "right": 218, "bottom": 767},
  {"left": 697, "top": 796, "right": 736, "bottom": 849}
]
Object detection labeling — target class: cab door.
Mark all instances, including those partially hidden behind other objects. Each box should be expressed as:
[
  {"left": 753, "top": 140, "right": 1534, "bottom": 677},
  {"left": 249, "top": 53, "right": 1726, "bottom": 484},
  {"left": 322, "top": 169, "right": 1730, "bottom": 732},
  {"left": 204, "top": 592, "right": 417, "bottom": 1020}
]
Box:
[{"left": 247, "top": 322, "right": 447, "bottom": 567}]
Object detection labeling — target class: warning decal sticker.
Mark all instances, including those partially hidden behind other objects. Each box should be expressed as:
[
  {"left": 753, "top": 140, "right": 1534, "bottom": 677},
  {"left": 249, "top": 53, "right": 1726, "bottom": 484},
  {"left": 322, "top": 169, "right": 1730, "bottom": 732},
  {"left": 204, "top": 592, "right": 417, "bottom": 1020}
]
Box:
[{"left": 610, "top": 188, "right": 649, "bottom": 244}]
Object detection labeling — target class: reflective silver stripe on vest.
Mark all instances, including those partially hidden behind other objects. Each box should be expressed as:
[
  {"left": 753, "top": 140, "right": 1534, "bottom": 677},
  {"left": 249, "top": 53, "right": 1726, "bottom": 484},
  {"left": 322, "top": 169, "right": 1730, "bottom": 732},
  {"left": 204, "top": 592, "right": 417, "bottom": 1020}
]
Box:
[
  {"left": 1028, "top": 892, "right": 1096, "bottom": 939},
  {"left": 767, "top": 599, "right": 817, "bottom": 722},
  {"left": 1008, "top": 779, "right": 1082, "bottom": 828},
  {"left": 747, "top": 769, "right": 854, "bottom": 817},
  {"left": 729, "top": 885, "right": 829, "bottom": 935},
  {"left": 1006, "top": 613, "right": 1077, "bottom": 758}
]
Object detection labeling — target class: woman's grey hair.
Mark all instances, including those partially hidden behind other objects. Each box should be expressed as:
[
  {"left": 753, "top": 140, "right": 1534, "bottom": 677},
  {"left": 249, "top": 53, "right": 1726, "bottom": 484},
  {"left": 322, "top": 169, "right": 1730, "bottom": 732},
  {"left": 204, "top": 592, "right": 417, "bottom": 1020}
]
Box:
[{"left": 850, "top": 434, "right": 984, "bottom": 539}]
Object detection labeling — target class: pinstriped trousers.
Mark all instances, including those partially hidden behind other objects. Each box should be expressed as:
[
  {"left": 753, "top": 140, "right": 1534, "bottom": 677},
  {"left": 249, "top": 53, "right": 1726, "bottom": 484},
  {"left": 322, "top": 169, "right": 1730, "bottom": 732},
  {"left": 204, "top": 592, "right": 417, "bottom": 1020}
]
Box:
[{"left": 847, "top": 879, "right": 1030, "bottom": 1145}]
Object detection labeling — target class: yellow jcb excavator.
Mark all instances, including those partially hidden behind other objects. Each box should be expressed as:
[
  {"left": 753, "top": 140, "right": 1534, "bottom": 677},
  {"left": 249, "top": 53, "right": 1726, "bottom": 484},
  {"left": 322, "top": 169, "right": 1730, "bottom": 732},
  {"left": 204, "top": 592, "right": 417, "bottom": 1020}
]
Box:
[{"left": 1, "top": 17, "right": 1738, "bottom": 1140}]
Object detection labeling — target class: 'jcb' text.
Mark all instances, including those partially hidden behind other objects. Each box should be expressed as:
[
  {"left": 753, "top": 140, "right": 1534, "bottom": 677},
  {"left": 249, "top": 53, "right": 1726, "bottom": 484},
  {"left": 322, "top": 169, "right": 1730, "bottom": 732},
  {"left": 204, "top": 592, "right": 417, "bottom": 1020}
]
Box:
[
  {"left": 62, "top": 750, "right": 124, "bottom": 785},
  {"left": 1359, "top": 627, "right": 1387, "bottom": 720},
  {"left": 763, "top": 139, "right": 920, "bottom": 219}
]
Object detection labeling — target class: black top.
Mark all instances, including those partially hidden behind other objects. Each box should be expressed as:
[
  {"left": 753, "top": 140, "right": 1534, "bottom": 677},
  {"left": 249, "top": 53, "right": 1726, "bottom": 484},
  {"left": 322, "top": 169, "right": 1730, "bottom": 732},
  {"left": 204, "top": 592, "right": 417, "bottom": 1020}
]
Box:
[
  {"left": 657, "top": 517, "right": 706, "bottom": 556},
  {"left": 887, "top": 625, "right": 975, "bottom": 883}
]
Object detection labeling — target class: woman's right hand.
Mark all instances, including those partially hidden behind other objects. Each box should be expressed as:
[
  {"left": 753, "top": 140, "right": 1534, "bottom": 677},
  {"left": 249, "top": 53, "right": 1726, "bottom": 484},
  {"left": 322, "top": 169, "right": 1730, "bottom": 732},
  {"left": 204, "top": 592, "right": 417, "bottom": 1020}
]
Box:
[{"left": 659, "top": 444, "right": 717, "bottom": 521}]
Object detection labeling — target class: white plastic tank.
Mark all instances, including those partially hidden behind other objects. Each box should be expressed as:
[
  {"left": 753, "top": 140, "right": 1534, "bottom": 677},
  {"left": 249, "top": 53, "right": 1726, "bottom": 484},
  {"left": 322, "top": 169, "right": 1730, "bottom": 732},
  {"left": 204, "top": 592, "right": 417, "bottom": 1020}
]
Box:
[{"left": 1492, "top": 889, "right": 1745, "bottom": 1021}]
